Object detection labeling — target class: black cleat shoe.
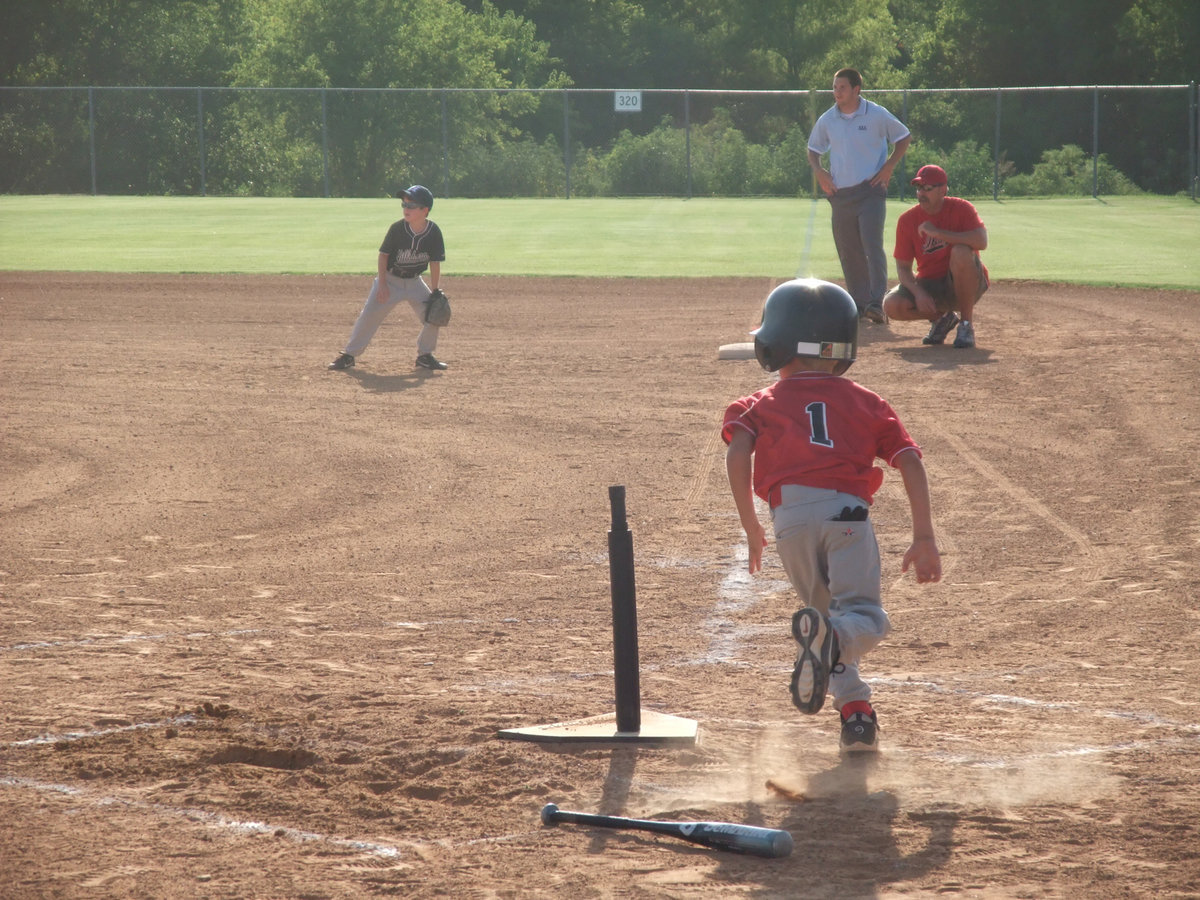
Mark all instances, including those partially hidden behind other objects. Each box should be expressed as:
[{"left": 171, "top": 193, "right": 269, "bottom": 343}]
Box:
[
  {"left": 790, "top": 607, "right": 840, "bottom": 714},
  {"left": 328, "top": 353, "right": 355, "bottom": 370},
  {"left": 415, "top": 353, "right": 448, "bottom": 370},
  {"left": 922, "top": 311, "right": 959, "bottom": 345},
  {"left": 840, "top": 706, "right": 879, "bottom": 754}
]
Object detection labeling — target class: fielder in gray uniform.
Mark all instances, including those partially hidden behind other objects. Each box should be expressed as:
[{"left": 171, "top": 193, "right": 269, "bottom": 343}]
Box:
[
  {"left": 329, "top": 184, "right": 449, "bottom": 372},
  {"left": 807, "top": 68, "right": 910, "bottom": 325}
]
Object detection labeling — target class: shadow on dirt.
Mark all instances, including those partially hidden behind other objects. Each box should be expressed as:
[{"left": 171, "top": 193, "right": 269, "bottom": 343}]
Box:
[
  {"left": 339, "top": 367, "right": 441, "bottom": 393},
  {"left": 717, "top": 754, "right": 959, "bottom": 898},
  {"left": 891, "top": 345, "right": 997, "bottom": 370}
]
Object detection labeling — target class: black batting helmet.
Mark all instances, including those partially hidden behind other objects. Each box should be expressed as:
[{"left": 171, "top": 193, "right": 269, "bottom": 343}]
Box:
[{"left": 752, "top": 279, "right": 859, "bottom": 374}]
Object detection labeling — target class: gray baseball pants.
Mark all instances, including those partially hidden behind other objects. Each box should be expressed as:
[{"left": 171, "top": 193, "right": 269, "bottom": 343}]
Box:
[
  {"left": 770, "top": 484, "right": 892, "bottom": 710},
  {"left": 827, "top": 180, "right": 890, "bottom": 311},
  {"left": 343, "top": 274, "right": 438, "bottom": 357}
]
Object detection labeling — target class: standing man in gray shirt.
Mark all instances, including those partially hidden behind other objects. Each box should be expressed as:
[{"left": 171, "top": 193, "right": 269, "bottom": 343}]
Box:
[{"left": 807, "top": 68, "right": 910, "bottom": 325}]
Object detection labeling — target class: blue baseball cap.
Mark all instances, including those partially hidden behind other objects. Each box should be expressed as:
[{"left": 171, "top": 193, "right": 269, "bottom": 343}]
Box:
[{"left": 397, "top": 184, "right": 434, "bottom": 208}]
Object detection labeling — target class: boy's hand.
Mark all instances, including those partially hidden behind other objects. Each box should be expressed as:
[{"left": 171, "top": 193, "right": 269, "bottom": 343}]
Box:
[
  {"left": 744, "top": 519, "right": 768, "bottom": 574},
  {"left": 901, "top": 537, "right": 941, "bottom": 583}
]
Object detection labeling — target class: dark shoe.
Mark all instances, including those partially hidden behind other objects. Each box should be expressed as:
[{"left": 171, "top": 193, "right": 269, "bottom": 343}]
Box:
[
  {"left": 840, "top": 704, "right": 879, "bottom": 754},
  {"left": 922, "top": 311, "right": 959, "bottom": 345},
  {"left": 415, "top": 353, "right": 448, "bottom": 370},
  {"left": 789, "top": 608, "right": 839, "bottom": 714},
  {"left": 860, "top": 302, "right": 887, "bottom": 324},
  {"left": 328, "top": 353, "right": 355, "bottom": 370},
  {"left": 953, "top": 320, "right": 976, "bottom": 349}
]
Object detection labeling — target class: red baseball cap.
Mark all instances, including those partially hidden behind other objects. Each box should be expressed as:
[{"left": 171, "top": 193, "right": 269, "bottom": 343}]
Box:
[{"left": 910, "top": 165, "right": 947, "bottom": 187}]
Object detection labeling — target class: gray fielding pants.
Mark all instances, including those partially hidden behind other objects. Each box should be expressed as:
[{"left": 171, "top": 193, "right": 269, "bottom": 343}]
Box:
[
  {"left": 343, "top": 274, "right": 439, "bottom": 358},
  {"left": 828, "top": 180, "right": 890, "bottom": 310}
]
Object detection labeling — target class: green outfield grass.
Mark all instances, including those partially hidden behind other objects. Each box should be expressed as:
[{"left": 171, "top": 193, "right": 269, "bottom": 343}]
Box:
[{"left": 0, "top": 195, "right": 1196, "bottom": 288}]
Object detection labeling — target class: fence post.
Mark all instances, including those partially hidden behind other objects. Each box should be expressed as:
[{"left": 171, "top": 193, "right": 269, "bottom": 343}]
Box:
[
  {"left": 900, "top": 89, "right": 909, "bottom": 201},
  {"left": 441, "top": 90, "right": 449, "bottom": 199},
  {"left": 563, "top": 89, "right": 571, "bottom": 199},
  {"left": 88, "top": 87, "right": 97, "bottom": 195},
  {"left": 685, "top": 90, "right": 692, "bottom": 200},
  {"left": 197, "top": 88, "right": 206, "bottom": 196},
  {"left": 321, "top": 89, "right": 330, "bottom": 198},
  {"left": 1092, "top": 86, "right": 1100, "bottom": 199},
  {"left": 1191, "top": 81, "right": 1198, "bottom": 201},
  {"left": 993, "top": 89, "right": 1002, "bottom": 201}
]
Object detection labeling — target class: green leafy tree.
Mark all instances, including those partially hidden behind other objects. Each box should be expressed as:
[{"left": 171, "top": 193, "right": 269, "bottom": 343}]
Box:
[
  {"left": 2, "top": 0, "right": 240, "bottom": 85},
  {"left": 1115, "top": 0, "right": 1200, "bottom": 80},
  {"left": 1, "top": 0, "right": 242, "bottom": 192},
  {"left": 886, "top": 0, "right": 940, "bottom": 72},
  {"left": 907, "top": 0, "right": 1134, "bottom": 88},
  {"left": 221, "top": 0, "right": 567, "bottom": 194},
  {"left": 476, "top": 0, "right": 720, "bottom": 88},
  {"left": 710, "top": 0, "right": 902, "bottom": 90}
]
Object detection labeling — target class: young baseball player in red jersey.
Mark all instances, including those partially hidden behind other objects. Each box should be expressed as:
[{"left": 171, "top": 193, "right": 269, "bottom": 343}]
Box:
[{"left": 723, "top": 279, "right": 942, "bottom": 753}]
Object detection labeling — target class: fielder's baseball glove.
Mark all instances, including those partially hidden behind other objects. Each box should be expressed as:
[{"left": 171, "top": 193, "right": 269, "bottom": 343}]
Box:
[{"left": 424, "top": 288, "right": 451, "bottom": 326}]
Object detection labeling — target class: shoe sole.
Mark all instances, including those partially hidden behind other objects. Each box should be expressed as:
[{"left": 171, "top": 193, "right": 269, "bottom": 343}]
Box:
[
  {"left": 841, "top": 740, "right": 879, "bottom": 754},
  {"left": 790, "top": 608, "right": 833, "bottom": 714},
  {"left": 328, "top": 360, "right": 354, "bottom": 370},
  {"left": 861, "top": 308, "right": 887, "bottom": 325}
]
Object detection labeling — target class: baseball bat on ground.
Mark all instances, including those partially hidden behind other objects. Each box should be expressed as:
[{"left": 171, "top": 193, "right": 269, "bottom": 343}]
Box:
[{"left": 540, "top": 803, "right": 793, "bottom": 858}]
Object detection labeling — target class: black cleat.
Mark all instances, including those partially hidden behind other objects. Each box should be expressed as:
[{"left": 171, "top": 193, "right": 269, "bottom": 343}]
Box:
[
  {"left": 328, "top": 353, "right": 355, "bottom": 370},
  {"left": 415, "top": 353, "right": 448, "bottom": 370},
  {"left": 923, "top": 311, "right": 959, "bottom": 345},
  {"left": 840, "top": 706, "right": 879, "bottom": 754}
]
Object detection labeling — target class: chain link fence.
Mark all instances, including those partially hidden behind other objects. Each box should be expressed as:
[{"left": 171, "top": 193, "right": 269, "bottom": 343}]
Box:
[{"left": 2, "top": 84, "right": 1196, "bottom": 199}]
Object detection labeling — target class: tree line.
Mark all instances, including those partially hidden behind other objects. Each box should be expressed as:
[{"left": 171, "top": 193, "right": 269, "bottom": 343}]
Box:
[{"left": 2, "top": 0, "right": 1196, "bottom": 196}]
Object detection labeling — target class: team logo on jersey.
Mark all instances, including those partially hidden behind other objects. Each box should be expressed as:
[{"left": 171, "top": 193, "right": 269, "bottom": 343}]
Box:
[{"left": 921, "top": 234, "right": 946, "bottom": 256}]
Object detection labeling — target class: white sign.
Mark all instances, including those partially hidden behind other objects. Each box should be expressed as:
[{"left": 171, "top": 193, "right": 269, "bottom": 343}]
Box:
[{"left": 614, "top": 91, "right": 642, "bottom": 113}]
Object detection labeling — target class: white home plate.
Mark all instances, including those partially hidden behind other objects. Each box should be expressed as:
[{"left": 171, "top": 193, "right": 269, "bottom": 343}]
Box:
[{"left": 718, "top": 342, "right": 756, "bottom": 360}]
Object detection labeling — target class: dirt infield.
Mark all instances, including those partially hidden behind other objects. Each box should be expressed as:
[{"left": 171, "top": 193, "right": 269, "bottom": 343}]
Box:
[{"left": 2, "top": 272, "right": 1199, "bottom": 899}]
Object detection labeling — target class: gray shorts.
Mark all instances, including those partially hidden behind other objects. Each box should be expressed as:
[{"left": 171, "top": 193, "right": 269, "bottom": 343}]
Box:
[{"left": 888, "top": 253, "right": 988, "bottom": 314}]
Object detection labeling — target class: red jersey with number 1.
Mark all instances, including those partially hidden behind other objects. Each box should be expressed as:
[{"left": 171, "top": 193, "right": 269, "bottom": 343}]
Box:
[{"left": 722, "top": 372, "right": 920, "bottom": 505}]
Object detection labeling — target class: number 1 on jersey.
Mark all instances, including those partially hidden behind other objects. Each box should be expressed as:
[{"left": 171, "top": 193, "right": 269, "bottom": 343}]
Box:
[{"left": 806, "top": 402, "right": 833, "bottom": 447}]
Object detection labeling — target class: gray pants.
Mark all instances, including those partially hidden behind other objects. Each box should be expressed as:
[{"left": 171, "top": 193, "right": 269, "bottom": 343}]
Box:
[
  {"left": 343, "top": 274, "right": 439, "bottom": 358},
  {"left": 827, "top": 181, "right": 889, "bottom": 310},
  {"left": 770, "top": 484, "right": 892, "bottom": 710}
]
